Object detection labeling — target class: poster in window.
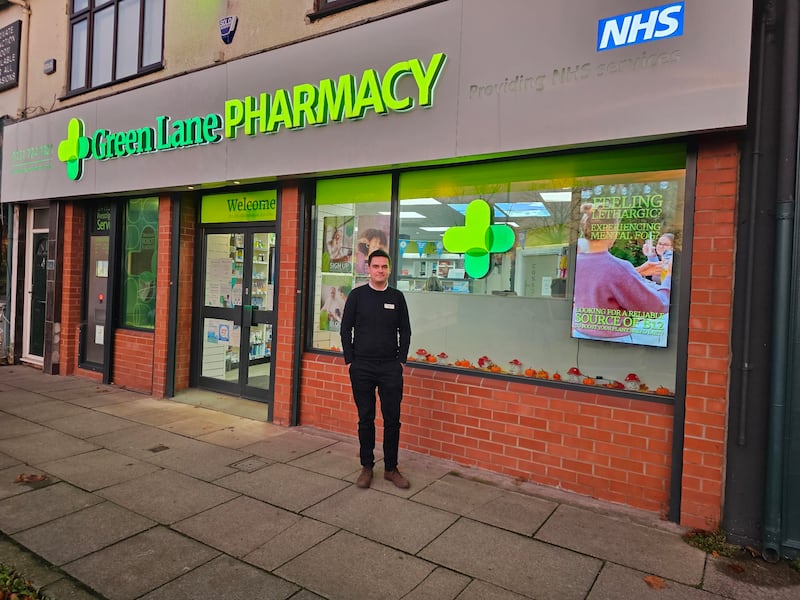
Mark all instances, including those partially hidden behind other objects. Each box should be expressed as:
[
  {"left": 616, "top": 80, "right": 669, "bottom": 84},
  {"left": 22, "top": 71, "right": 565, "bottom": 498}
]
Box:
[
  {"left": 320, "top": 274, "right": 352, "bottom": 332},
  {"left": 354, "top": 215, "right": 390, "bottom": 274},
  {"left": 571, "top": 180, "right": 681, "bottom": 347},
  {"left": 322, "top": 216, "right": 354, "bottom": 273},
  {"left": 123, "top": 198, "right": 159, "bottom": 329}
]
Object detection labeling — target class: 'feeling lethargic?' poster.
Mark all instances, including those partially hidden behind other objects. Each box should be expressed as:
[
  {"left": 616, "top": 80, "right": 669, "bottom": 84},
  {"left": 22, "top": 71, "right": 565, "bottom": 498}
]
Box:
[{"left": 571, "top": 180, "right": 681, "bottom": 347}]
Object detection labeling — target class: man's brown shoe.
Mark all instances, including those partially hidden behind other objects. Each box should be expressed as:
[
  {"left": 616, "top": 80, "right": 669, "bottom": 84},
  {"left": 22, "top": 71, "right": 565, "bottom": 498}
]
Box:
[
  {"left": 356, "top": 467, "right": 373, "bottom": 488},
  {"left": 384, "top": 469, "right": 410, "bottom": 489}
]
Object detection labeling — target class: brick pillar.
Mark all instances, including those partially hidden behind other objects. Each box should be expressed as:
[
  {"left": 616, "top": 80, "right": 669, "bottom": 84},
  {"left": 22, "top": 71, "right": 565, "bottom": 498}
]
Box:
[{"left": 680, "top": 137, "right": 738, "bottom": 529}]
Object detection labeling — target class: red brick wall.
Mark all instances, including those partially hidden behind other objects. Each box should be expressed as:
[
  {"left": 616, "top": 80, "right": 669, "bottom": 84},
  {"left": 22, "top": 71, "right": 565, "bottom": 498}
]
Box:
[
  {"left": 151, "top": 195, "right": 173, "bottom": 397},
  {"left": 680, "top": 138, "right": 738, "bottom": 529},
  {"left": 301, "top": 353, "right": 675, "bottom": 514},
  {"left": 174, "top": 196, "right": 196, "bottom": 392},
  {"left": 298, "top": 138, "right": 738, "bottom": 523},
  {"left": 272, "top": 184, "right": 301, "bottom": 425},
  {"left": 60, "top": 202, "right": 84, "bottom": 375},
  {"left": 112, "top": 329, "right": 154, "bottom": 393}
]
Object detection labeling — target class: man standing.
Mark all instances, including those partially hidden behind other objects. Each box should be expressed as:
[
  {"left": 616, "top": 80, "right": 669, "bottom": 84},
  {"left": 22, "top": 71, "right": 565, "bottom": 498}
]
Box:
[{"left": 340, "top": 249, "right": 411, "bottom": 489}]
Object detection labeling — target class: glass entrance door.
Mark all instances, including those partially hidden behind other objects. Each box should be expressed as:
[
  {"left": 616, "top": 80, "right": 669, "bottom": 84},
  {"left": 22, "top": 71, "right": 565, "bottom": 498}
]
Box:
[{"left": 199, "top": 228, "right": 276, "bottom": 412}]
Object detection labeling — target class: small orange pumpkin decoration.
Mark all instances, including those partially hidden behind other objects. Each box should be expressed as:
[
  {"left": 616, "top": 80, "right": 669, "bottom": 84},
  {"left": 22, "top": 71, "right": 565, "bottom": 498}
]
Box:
[
  {"left": 552, "top": 372, "right": 562, "bottom": 381},
  {"left": 426, "top": 354, "right": 438, "bottom": 363},
  {"left": 582, "top": 377, "right": 596, "bottom": 385},
  {"left": 655, "top": 386, "right": 671, "bottom": 395},
  {"left": 536, "top": 369, "right": 549, "bottom": 379},
  {"left": 524, "top": 368, "right": 536, "bottom": 377},
  {"left": 489, "top": 365, "right": 502, "bottom": 373}
]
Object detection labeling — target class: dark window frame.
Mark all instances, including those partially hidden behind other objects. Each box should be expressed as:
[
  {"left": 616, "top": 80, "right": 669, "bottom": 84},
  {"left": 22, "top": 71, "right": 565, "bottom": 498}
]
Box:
[
  {"left": 67, "top": 0, "right": 164, "bottom": 96},
  {"left": 309, "top": 0, "right": 379, "bottom": 20}
]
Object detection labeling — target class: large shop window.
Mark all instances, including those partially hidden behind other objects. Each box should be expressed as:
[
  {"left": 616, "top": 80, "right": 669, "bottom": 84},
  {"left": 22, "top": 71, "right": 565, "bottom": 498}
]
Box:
[
  {"left": 311, "top": 145, "right": 687, "bottom": 397},
  {"left": 121, "top": 197, "right": 158, "bottom": 330},
  {"left": 69, "top": 0, "right": 164, "bottom": 93}
]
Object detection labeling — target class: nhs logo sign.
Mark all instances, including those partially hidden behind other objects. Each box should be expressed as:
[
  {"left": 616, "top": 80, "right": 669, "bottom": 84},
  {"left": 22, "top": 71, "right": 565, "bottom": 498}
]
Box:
[{"left": 597, "top": 2, "right": 685, "bottom": 51}]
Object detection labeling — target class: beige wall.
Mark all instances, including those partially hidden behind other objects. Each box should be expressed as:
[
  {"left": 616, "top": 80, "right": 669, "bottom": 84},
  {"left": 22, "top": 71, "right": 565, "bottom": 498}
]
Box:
[{"left": 0, "top": 0, "right": 430, "bottom": 119}]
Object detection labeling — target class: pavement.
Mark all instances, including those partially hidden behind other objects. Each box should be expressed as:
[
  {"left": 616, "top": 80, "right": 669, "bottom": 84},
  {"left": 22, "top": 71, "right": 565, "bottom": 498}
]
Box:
[{"left": 0, "top": 365, "right": 799, "bottom": 600}]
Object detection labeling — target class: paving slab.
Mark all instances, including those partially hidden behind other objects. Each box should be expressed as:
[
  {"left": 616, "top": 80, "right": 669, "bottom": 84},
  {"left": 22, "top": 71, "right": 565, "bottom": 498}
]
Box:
[
  {"left": 160, "top": 408, "right": 251, "bottom": 437},
  {"left": 241, "top": 429, "right": 338, "bottom": 462},
  {"left": 88, "top": 423, "right": 197, "bottom": 459},
  {"left": 216, "top": 462, "right": 349, "bottom": 512},
  {"left": 40, "top": 448, "right": 161, "bottom": 491},
  {"left": 0, "top": 413, "right": 46, "bottom": 439},
  {"left": 0, "top": 451, "right": 19, "bottom": 469},
  {"left": 195, "top": 418, "right": 286, "bottom": 449},
  {"left": 67, "top": 389, "right": 150, "bottom": 408},
  {"left": 0, "top": 535, "right": 66, "bottom": 588},
  {"left": 587, "top": 562, "right": 718, "bottom": 599},
  {"left": 37, "top": 383, "right": 118, "bottom": 402},
  {"left": 702, "top": 554, "right": 800, "bottom": 600},
  {"left": 303, "top": 486, "right": 457, "bottom": 553},
  {"left": 64, "top": 526, "right": 219, "bottom": 600},
  {"left": 93, "top": 397, "right": 187, "bottom": 419},
  {"left": 39, "top": 577, "right": 106, "bottom": 600},
  {"left": 173, "top": 495, "right": 300, "bottom": 557},
  {"left": 138, "top": 554, "right": 298, "bottom": 600},
  {"left": 0, "top": 464, "right": 56, "bottom": 500},
  {"left": 456, "top": 580, "right": 532, "bottom": 600},
  {"left": 535, "top": 504, "right": 706, "bottom": 586},
  {"left": 0, "top": 389, "right": 59, "bottom": 410},
  {"left": 401, "top": 566, "right": 471, "bottom": 600},
  {"left": 120, "top": 404, "right": 202, "bottom": 427},
  {"left": 275, "top": 530, "right": 434, "bottom": 600},
  {"left": 46, "top": 410, "right": 139, "bottom": 438},
  {"left": 3, "top": 399, "right": 92, "bottom": 423},
  {"left": 0, "top": 482, "right": 103, "bottom": 533},
  {"left": 98, "top": 469, "right": 238, "bottom": 524},
  {"left": 143, "top": 437, "right": 251, "bottom": 480},
  {"left": 464, "top": 489, "right": 558, "bottom": 536},
  {"left": 411, "top": 473, "right": 506, "bottom": 514},
  {"left": 13, "top": 501, "right": 155, "bottom": 565},
  {"left": 288, "top": 440, "right": 365, "bottom": 478},
  {"left": 418, "top": 517, "right": 601, "bottom": 600},
  {"left": 0, "top": 429, "right": 98, "bottom": 465},
  {"left": 244, "top": 516, "right": 338, "bottom": 571}
]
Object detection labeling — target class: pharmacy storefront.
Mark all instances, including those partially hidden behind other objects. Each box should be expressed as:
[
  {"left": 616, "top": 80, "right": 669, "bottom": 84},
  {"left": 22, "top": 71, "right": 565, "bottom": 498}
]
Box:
[{"left": 1, "top": 0, "right": 751, "bottom": 527}]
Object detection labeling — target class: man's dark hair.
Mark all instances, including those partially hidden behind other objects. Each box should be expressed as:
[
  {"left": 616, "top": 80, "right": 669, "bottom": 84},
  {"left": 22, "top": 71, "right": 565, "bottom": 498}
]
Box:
[{"left": 367, "top": 248, "right": 391, "bottom": 265}]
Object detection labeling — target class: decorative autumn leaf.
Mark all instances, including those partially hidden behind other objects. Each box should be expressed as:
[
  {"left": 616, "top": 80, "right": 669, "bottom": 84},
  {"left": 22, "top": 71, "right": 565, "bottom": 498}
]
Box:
[
  {"left": 644, "top": 575, "right": 666, "bottom": 589},
  {"left": 728, "top": 563, "right": 745, "bottom": 574},
  {"left": 14, "top": 473, "right": 48, "bottom": 483}
]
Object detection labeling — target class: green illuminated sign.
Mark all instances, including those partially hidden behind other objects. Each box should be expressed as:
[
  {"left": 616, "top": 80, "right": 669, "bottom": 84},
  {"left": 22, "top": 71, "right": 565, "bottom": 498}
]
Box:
[
  {"left": 55, "top": 53, "right": 447, "bottom": 181},
  {"left": 201, "top": 190, "right": 277, "bottom": 223},
  {"left": 224, "top": 53, "right": 447, "bottom": 138},
  {"left": 443, "top": 199, "right": 515, "bottom": 279}
]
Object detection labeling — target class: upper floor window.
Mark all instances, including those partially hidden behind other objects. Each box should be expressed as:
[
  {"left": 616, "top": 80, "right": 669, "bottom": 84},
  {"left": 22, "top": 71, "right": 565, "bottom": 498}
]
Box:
[{"left": 69, "top": 0, "right": 164, "bottom": 93}]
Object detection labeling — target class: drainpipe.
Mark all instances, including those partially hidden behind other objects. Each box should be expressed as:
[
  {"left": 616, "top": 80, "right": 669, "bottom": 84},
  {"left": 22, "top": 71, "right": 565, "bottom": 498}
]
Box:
[
  {"left": 8, "top": 0, "right": 30, "bottom": 119},
  {"left": 737, "top": 3, "right": 769, "bottom": 448},
  {"left": 763, "top": 0, "right": 800, "bottom": 563}
]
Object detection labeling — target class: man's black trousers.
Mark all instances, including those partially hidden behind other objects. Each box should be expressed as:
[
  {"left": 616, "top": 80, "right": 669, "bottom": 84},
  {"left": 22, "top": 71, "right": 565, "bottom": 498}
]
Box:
[{"left": 348, "top": 359, "right": 403, "bottom": 471}]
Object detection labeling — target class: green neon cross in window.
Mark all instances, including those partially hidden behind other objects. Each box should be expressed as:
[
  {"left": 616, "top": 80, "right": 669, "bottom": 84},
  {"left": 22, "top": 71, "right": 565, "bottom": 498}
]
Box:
[{"left": 443, "top": 199, "right": 515, "bottom": 279}]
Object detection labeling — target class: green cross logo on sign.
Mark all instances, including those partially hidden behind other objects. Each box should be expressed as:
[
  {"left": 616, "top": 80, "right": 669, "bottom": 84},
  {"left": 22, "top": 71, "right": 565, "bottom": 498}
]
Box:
[
  {"left": 443, "top": 199, "right": 515, "bottom": 279},
  {"left": 57, "top": 118, "right": 91, "bottom": 181}
]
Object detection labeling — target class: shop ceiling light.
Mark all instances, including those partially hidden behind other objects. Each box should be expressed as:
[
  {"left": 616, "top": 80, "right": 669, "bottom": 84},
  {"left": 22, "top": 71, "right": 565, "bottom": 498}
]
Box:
[
  {"left": 420, "top": 226, "right": 449, "bottom": 232},
  {"left": 401, "top": 197, "right": 441, "bottom": 205},
  {"left": 495, "top": 202, "right": 551, "bottom": 218},
  {"left": 379, "top": 211, "right": 426, "bottom": 218}
]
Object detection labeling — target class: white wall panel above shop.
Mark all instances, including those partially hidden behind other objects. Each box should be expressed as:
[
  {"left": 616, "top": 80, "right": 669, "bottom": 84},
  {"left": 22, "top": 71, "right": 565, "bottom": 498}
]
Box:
[{"left": 2, "top": 0, "right": 751, "bottom": 202}]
